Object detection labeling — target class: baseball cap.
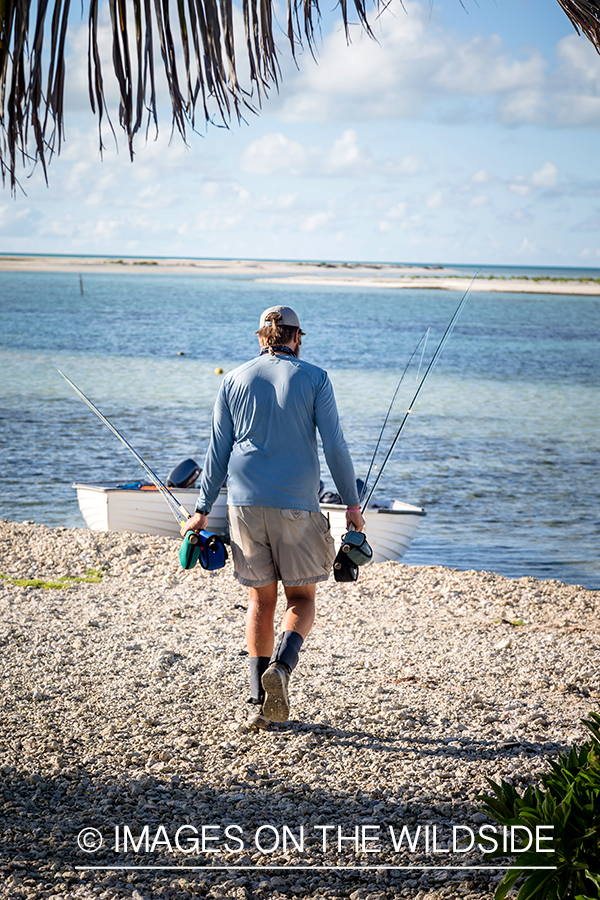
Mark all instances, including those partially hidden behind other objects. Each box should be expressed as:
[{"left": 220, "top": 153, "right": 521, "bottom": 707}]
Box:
[{"left": 257, "top": 305, "right": 305, "bottom": 333}]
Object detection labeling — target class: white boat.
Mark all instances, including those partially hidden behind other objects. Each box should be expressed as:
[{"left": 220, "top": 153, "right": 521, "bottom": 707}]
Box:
[
  {"left": 73, "top": 483, "right": 229, "bottom": 538},
  {"left": 72, "top": 483, "right": 425, "bottom": 563}
]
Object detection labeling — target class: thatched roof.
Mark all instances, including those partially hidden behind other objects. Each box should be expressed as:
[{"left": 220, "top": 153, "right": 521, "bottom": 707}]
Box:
[{"left": 1, "top": 0, "right": 599, "bottom": 191}]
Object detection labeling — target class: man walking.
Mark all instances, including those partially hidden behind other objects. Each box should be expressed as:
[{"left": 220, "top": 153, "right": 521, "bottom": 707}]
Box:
[{"left": 182, "top": 306, "right": 364, "bottom": 729}]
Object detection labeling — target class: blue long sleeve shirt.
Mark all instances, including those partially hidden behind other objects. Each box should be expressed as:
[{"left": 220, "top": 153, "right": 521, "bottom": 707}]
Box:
[{"left": 195, "top": 353, "right": 360, "bottom": 514}]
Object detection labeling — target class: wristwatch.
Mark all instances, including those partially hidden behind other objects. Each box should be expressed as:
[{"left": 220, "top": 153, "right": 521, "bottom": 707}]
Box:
[{"left": 195, "top": 508, "right": 209, "bottom": 516}]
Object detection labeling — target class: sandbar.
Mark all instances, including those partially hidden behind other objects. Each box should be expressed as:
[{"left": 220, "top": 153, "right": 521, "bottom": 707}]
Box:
[{"left": 1, "top": 254, "right": 600, "bottom": 294}]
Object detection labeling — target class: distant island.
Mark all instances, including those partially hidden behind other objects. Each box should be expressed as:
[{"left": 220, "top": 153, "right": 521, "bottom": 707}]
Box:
[{"left": 1, "top": 254, "right": 599, "bottom": 295}]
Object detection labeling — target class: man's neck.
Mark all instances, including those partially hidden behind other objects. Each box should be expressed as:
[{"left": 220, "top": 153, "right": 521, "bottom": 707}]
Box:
[{"left": 260, "top": 343, "right": 298, "bottom": 358}]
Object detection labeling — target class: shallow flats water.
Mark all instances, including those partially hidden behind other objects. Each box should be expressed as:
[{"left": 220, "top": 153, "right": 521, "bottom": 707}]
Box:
[
  {"left": 1, "top": 270, "right": 600, "bottom": 588},
  {"left": 0, "top": 520, "right": 598, "bottom": 899}
]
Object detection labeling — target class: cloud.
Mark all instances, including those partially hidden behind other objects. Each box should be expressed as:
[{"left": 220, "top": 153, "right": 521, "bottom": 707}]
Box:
[
  {"left": 324, "top": 130, "right": 372, "bottom": 175},
  {"left": 426, "top": 190, "right": 444, "bottom": 209},
  {"left": 531, "top": 162, "right": 559, "bottom": 188},
  {"left": 572, "top": 216, "right": 600, "bottom": 232},
  {"left": 300, "top": 211, "right": 335, "bottom": 233},
  {"left": 516, "top": 237, "right": 537, "bottom": 255},
  {"left": 468, "top": 194, "right": 490, "bottom": 209},
  {"left": 241, "top": 129, "right": 372, "bottom": 177},
  {"left": 272, "top": 4, "right": 600, "bottom": 128},
  {"left": 241, "top": 133, "right": 314, "bottom": 175},
  {"left": 510, "top": 162, "right": 560, "bottom": 196}
]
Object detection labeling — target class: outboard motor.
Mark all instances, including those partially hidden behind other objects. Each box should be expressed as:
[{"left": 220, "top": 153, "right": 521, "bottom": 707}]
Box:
[{"left": 167, "top": 458, "right": 201, "bottom": 488}]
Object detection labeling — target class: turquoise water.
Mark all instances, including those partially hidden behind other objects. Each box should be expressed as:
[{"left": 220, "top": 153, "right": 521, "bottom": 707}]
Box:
[{"left": 1, "top": 269, "right": 599, "bottom": 589}]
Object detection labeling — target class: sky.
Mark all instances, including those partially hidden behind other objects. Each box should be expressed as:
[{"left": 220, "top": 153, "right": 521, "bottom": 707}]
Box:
[{"left": 1, "top": 0, "right": 600, "bottom": 265}]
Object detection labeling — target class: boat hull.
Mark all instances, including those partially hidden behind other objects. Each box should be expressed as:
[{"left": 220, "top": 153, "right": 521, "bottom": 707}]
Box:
[
  {"left": 73, "top": 485, "right": 424, "bottom": 562},
  {"left": 73, "top": 484, "right": 229, "bottom": 538}
]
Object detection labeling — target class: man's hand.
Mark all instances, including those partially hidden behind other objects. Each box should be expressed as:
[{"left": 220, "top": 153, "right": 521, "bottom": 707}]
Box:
[
  {"left": 180, "top": 512, "right": 208, "bottom": 537},
  {"left": 345, "top": 507, "right": 365, "bottom": 533}
]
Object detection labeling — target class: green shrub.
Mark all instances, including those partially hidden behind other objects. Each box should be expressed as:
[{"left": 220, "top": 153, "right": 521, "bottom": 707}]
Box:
[{"left": 477, "top": 711, "right": 600, "bottom": 900}]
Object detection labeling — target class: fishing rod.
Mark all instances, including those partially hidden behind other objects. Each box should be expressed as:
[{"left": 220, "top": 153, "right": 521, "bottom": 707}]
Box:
[
  {"left": 58, "top": 370, "right": 190, "bottom": 528},
  {"left": 360, "top": 271, "right": 479, "bottom": 513},
  {"left": 360, "top": 327, "right": 430, "bottom": 504}
]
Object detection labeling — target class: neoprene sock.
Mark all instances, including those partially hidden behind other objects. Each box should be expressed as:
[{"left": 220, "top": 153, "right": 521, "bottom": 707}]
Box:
[
  {"left": 249, "top": 656, "right": 271, "bottom": 704},
  {"left": 270, "top": 630, "right": 304, "bottom": 672}
]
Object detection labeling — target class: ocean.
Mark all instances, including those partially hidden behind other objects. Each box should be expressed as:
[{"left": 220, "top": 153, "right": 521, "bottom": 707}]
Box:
[{"left": 1, "top": 264, "right": 599, "bottom": 589}]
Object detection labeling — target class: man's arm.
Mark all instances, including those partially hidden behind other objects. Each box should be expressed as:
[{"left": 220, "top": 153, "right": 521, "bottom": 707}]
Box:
[
  {"left": 314, "top": 375, "right": 365, "bottom": 532},
  {"left": 182, "top": 384, "right": 234, "bottom": 535}
]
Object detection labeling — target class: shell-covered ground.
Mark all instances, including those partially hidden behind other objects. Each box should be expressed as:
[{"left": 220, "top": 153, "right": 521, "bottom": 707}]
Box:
[{"left": 1, "top": 520, "right": 598, "bottom": 900}]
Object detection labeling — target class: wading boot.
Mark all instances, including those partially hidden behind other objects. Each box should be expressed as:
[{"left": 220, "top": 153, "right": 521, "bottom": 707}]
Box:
[{"left": 261, "top": 661, "right": 291, "bottom": 722}]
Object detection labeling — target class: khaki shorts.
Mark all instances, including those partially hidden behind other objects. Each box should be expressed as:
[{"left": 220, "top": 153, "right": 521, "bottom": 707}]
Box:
[{"left": 227, "top": 506, "right": 336, "bottom": 588}]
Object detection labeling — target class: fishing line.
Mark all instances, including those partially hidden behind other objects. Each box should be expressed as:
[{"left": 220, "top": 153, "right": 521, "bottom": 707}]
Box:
[
  {"left": 361, "top": 271, "right": 479, "bottom": 513},
  {"left": 58, "top": 370, "right": 190, "bottom": 527},
  {"left": 360, "top": 328, "right": 430, "bottom": 503}
]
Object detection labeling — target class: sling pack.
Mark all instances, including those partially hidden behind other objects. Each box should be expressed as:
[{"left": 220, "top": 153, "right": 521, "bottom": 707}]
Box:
[{"left": 180, "top": 530, "right": 228, "bottom": 571}]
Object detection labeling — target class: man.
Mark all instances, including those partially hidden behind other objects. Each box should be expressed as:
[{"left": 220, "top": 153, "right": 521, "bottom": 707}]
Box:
[{"left": 182, "top": 305, "right": 364, "bottom": 730}]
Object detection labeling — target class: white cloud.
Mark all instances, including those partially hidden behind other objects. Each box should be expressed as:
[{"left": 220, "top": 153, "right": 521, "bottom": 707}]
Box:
[
  {"left": 509, "top": 162, "right": 560, "bottom": 196},
  {"left": 383, "top": 154, "right": 423, "bottom": 176},
  {"left": 426, "top": 190, "right": 444, "bottom": 209},
  {"left": 271, "top": 4, "right": 600, "bottom": 129},
  {"left": 531, "top": 162, "right": 559, "bottom": 188},
  {"left": 300, "top": 211, "right": 335, "bottom": 233},
  {"left": 241, "top": 129, "right": 371, "bottom": 177},
  {"left": 468, "top": 194, "right": 490, "bottom": 209},
  {"left": 323, "top": 130, "right": 371, "bottom": 175},
  {"left": 516, "top": 237, "right": 537, "bottom": 255},
  {"left": 241, "top": 133, "right": 313, "bottom": 175},
  {"left": 510, "top": 181, "right": 531, "bottom": 196}
]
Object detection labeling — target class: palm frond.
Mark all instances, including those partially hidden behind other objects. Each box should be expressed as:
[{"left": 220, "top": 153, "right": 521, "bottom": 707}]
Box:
[
  {"left": 556, "top": 0, "right": 600, "bottom": 52},
  {"left": 2, "top": 0, "right": 600, "bottom": 192}
]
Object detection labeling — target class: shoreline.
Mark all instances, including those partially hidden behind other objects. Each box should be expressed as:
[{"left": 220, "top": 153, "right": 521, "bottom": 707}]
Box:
[
  {"left": 1, "top": 254, "right": 600, "bottom": 294},
  {"left": 1, "top": 519, "right": 599, "bottom": 898}
]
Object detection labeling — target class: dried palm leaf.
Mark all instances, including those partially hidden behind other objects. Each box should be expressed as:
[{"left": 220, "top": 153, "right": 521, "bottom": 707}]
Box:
[
  {"left": 2, "top": 0, "right": 600, "bottom": 192},
  {"left": 556, "top": 0, "right": 600, "bottom": 52}
]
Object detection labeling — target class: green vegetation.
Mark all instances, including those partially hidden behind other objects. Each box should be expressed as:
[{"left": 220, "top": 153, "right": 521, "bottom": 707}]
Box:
[
  {"left": 0, "top": 568, "right": 105, "bottom": 590},
  {"left": 477, "top": 709, "right": 600, "bottom": 899}
]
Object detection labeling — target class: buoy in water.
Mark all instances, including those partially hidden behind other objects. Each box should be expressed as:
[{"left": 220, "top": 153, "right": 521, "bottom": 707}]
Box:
[
  {"left": 177, "top": 351, "right": 185, "bottom": 356},
  {"left": 214, "top": 367, "right": 223, "bottom": 375}
]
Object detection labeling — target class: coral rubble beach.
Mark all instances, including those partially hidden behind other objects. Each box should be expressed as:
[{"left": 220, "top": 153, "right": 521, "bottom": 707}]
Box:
[
  {"left": 2, "top": 253, "right": 600, "bottom": 294},
  {"left": 1, "top": 519, "right": 598, "bottom": 899}
]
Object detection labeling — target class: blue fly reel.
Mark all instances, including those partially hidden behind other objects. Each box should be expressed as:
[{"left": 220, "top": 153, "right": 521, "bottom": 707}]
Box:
[{"left": 180, "top": 530, "right": 228, "bottom": 571}]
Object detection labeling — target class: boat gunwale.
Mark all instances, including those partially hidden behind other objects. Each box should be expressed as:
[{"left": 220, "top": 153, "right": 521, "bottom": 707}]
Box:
[
  {"left": 73, "top": 486, "right": 426, "bottom": 517},
  {"left": 320, "top": 503, "right": 426, "bottom": 517}
]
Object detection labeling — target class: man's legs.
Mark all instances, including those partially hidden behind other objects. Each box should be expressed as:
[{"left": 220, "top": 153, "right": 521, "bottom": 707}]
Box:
[
  {"left": 262, "top": 583, "right": 316, "bottom": 723},
  {"left": 245, "top": 583, "right": 277, "bottom": 729},
  {"left": 246, "top": 582, "right": 316, "bottom": 726},
  {"left": 281, "top": 583, "right": 316, "bottom": 637},
  {"left": 246, "top": 582, "right": 278, "bottom": 657}
]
